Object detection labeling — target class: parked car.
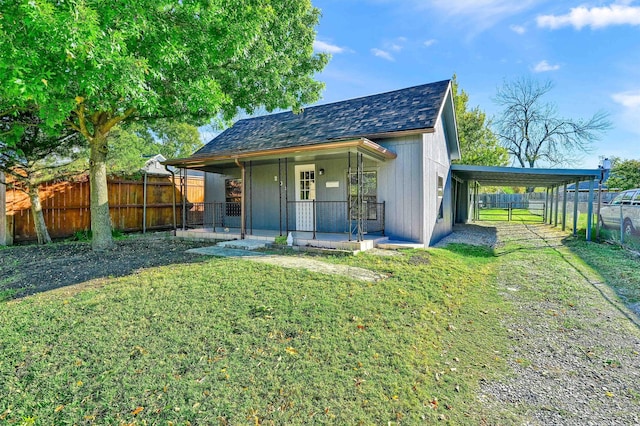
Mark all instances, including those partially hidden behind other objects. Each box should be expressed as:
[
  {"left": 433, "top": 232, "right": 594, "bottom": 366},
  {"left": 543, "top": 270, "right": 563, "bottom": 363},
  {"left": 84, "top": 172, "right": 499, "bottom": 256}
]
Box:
[{"left": 599, "top": 188, "right": 640, "bottom": 236}]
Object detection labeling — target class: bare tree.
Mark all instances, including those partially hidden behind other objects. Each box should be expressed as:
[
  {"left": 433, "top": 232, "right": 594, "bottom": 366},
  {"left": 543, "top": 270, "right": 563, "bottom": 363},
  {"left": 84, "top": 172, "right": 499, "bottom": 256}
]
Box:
[{"left": 494, "top": 77, "right": 610, "bottom": 168}]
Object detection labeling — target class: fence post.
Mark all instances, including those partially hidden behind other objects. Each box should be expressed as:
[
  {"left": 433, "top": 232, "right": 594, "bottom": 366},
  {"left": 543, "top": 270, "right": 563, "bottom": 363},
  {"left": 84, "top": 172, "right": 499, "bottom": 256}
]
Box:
[
  {"left": 620, "top": 203, "right": 624, "bottom": 245},
  {"left": 508, "top": 202, "right": 512, "bottom": 221}
]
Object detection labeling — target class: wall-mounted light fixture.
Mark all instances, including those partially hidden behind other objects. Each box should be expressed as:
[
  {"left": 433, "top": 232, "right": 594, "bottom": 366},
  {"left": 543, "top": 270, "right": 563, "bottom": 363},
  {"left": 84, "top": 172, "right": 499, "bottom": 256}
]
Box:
[{"left": 318, "top": 168, "right": 325, "bottom": 176}]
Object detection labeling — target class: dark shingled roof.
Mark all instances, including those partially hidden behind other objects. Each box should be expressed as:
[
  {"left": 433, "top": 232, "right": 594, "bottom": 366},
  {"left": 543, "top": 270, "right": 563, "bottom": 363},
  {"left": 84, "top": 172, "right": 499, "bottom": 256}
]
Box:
[{"left": 194, "top": 79, "right": 451, "bottom": 157}]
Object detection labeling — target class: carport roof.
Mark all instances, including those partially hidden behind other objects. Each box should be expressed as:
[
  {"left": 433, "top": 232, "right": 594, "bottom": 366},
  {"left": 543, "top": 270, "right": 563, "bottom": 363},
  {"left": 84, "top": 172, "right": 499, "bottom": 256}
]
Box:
[{"left": 451, "top": 164, "right": 602, "bottom": 187}]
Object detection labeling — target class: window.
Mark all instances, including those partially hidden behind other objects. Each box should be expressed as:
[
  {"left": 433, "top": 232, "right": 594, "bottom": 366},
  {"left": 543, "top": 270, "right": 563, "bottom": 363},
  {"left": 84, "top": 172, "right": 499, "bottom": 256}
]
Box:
[
  {"left": 436, "top": 174, "right": 444, "bottom": 220},
  {"left": 298, "top": 169, "right": 315, "bottom": 200},
  {"left": 349, "top": 171, "right": 377, "bottom": 220},
  {"left": 225, "top": 178, "right": 242, "bottom": 216},
  {"left": 621, "top": 190, "right": 635, "bottom": 205}
]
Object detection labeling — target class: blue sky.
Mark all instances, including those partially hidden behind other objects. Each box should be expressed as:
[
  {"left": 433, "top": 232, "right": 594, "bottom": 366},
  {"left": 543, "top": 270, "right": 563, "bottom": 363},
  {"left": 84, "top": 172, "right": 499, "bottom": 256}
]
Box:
[{"left": 308, "top": 0, "right": 640, "bottom": 168}]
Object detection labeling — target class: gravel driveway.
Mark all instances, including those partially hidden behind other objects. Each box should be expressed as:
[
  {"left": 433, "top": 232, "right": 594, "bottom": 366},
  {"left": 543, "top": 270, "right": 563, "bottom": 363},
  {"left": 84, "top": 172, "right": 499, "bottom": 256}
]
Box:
[{"left": 443, "top": 223, "right": 640, "bottom": 425}]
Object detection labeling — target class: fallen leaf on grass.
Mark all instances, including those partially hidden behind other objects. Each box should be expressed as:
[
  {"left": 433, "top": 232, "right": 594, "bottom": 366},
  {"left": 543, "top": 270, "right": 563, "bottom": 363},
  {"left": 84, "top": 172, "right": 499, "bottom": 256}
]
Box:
[
  {"left": 54, "top": 405, "right": 64, "bottom": 413},
  {"left": 429, "top": 398, "right": 439, "bottom": 409},
  {"left": 285, "top": 347, "right": 298, "bottom": 355},
  {"left": 132, "top": 406, "right": 144, "bottom": 415}
]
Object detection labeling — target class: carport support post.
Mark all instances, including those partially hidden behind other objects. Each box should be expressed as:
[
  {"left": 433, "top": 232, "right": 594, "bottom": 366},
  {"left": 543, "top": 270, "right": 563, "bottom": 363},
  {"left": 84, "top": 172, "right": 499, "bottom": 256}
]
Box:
[
  {"left": 549, "top": 187, "right": 554, "bottom": 225},
  {"left": 562, "top": 183, "right": 568, "bottom": 231},
  {"left": 553, "top": 185, "right": 560, "bottom": 227},
  {"left": 586, "top": 179, "right": 595, "bottom": 241},
  {"left": 544, "top": 188, "right": 549, "bottom": 223},
  {"left": 572, "top": 179, "right": 579, "bottom": 236}
]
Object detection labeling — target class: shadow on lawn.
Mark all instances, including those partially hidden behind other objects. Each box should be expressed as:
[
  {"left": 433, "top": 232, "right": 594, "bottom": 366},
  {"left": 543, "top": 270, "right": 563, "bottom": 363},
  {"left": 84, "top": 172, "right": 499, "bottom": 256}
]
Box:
[
  {"left": 0, "top": 237, "right": 213, "bottom": 301},
  {"left": 562, "top": 237, "right": 640, "bottom": 328}
]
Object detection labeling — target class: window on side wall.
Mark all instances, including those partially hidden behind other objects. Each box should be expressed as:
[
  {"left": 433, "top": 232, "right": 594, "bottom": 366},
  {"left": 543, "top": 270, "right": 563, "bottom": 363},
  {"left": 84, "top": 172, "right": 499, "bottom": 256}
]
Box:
[
  {"left": 437, "top": 174, "right": 444, "bottom": 221},
  {"left": 225, "top": 178, "right": 242, "bottom": 216}
]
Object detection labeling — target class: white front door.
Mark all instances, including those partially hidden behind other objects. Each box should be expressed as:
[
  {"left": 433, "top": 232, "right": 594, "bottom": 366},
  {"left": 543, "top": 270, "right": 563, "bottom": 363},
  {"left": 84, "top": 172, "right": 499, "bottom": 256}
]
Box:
[{"left": 295, "top": 164, "right": 316, "bottom": 231}]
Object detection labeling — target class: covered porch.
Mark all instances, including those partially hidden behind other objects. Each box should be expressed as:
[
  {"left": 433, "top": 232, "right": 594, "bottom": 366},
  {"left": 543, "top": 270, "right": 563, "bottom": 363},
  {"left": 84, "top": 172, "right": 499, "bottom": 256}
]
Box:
[{"left": 166, "top": 137, "right": 396, "bottom": 251}]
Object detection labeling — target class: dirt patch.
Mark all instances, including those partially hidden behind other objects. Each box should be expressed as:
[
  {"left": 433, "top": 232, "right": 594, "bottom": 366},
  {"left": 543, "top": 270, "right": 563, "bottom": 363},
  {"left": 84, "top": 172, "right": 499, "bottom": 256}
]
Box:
[
  {"left": 247, "top": 255, "right": 388, "bottom": 282},
  {"left": 0, "top": 235, "right": 212, "bottom": 299}
]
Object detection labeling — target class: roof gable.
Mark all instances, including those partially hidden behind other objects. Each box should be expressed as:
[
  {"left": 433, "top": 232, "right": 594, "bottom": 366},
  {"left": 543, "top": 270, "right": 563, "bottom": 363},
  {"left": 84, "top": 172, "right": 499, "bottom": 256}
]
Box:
[{"left": 195, "top": 79, "right": 452, "bottom": 157}]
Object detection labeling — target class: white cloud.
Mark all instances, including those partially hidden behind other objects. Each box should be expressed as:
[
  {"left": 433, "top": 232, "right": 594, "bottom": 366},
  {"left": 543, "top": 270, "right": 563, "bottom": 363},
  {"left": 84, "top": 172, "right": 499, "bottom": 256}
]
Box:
[
  {"left": 427, "top": 0, "right": 542, "bottom": 31},
  {"left": 371, "top": 48, "right": 395, "bottom": 61},
  {"left": 533, "top": 60, "right": 560, "bottom": 72},
  {"left": 612, "top": 90, "right": 640, "bottom": 108},
  {"left": 313, "top": 40, "right": 348, "bottom": 54},
  {"left": 510, "top": 24, "right": 526, "bottom": 34},
  {"left": 423, "top": 38, "right": 437, "bottom": 47},
  {"left": 537, "top": 4, "right": 640, "bottom": 30}
]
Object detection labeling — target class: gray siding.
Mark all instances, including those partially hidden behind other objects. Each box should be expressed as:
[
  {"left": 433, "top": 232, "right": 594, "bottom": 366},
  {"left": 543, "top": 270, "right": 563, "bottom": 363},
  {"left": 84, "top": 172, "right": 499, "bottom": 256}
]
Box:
[
  {"left": 204, "top": 158, "right": 353, "bottom": 232},
  {"left": 424, "top": 117, "right": 455, "bottom": 245},
  {"left": 376, "top": 135, "right": 425, "bottom": 243}
]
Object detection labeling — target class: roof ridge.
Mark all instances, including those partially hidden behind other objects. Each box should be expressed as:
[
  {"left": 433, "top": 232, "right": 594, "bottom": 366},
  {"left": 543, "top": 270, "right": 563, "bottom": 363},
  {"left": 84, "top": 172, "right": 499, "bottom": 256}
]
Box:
[{"left": 235, "top": 79, "right": 451, "bottom": 124}]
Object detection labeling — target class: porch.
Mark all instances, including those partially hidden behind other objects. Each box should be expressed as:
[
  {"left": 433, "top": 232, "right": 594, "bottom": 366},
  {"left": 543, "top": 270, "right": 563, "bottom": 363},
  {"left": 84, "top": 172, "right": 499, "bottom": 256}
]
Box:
[
  {"left": 179, "top": 200, "right": 387, "bottom": 251},
  {"left": 166, "top": 139, "right": 398, "bottom": 251}
]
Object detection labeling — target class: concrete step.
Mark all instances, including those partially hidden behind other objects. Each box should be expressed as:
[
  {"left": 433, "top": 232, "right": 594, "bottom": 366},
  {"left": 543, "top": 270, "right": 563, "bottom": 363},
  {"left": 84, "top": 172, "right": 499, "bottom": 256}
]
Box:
[{"left": 376, "top": 240, "right": 425, "bottom": 250}]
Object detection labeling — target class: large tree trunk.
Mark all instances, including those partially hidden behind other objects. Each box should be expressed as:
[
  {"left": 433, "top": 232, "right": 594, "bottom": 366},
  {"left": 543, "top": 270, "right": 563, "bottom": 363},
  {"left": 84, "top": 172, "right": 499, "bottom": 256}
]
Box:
[
  {"left": 28, "top": 184, "right": 52, "bottom": 244},
  {"left": 89, "top": 137, "right": 114, "bottom": 251}
]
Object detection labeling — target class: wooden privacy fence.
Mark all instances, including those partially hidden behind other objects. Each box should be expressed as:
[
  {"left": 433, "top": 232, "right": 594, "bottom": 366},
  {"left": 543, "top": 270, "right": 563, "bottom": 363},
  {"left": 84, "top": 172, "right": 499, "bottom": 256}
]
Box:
[{"left": 5, "top": 174, "right": 204, "bottom": 242}]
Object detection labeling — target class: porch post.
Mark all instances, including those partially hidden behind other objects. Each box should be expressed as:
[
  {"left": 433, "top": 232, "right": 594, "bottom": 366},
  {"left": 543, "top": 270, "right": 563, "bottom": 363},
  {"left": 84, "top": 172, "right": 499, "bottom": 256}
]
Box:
[
  {"left": 181, "top": 168, "right": 186, "bottom": 231},
  {"left": 249, "top": 160, "right": 253, "bottom": 235},
  {"left": 285, "top": 158, "right": 289, "bottom": 235},
  {"left": 278, "top": 158, "right": 282, "bottom": 236},
  {"left": 312, "top": 199, "right": 316, "bottom": 240},
  {"left": 357, "top": 152, "right": 364, "bottom": 241},
  {"left": 347, "top": 152, "right": 352, "bottom": 241},
  {"left": 235, "top": 159, "right": 246, "bottom": 239}
]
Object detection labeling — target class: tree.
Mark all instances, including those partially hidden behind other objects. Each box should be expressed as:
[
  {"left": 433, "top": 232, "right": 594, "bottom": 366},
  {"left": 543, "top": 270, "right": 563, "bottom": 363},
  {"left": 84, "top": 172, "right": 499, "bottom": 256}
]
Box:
[
  {"left": 107, "top": 120, "right": 203, "bottom": 174},
  {"left": 1, "top": 0, "right": 328, "bottom": 250},
  {"left": 0, "top": 109, "right": 82, "bottom": 244},
  {"left": 451, "top": 76, "right": 508, "bottom": 166},
  {"left": 493, "top": 77, "right": 610, "bottom": 168},
  {"left": 606, "top": 157, "right": 640, "bottom": 191}
]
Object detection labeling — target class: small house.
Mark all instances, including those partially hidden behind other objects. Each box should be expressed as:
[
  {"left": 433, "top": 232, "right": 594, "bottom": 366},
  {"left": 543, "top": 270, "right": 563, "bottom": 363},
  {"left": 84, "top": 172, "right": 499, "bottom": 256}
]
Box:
[{"left": 166, "top": 79, "right": 461, "bottom": 250}]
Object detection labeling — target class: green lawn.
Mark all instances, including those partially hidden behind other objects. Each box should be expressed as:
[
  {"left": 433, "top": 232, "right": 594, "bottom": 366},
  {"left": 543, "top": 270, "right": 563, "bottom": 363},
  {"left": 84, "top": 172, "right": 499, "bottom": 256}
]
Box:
[
  {"left": 478, "top": 208, "right": 544, "bottom": 223},
  {"left": 0, "top": 245, "right": 509, "bottom": 425},
  {"left": 2, "top": 233, "right": 636, "bottom": 425}
]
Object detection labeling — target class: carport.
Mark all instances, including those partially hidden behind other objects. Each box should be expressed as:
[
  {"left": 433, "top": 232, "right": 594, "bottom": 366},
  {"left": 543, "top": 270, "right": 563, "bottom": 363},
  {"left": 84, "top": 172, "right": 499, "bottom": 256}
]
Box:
[{"left": 451, "top": 165, "right": 603, "bottom": 241}]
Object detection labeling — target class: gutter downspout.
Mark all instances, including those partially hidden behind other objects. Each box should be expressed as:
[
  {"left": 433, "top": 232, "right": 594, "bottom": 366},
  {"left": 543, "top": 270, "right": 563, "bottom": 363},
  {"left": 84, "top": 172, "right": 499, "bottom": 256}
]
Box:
[
  {"left": 169, "top": 169, "right": 177, "bottom": 235},
  {"left": 235, "top": 158, "right": 246, "bottom": 239}
]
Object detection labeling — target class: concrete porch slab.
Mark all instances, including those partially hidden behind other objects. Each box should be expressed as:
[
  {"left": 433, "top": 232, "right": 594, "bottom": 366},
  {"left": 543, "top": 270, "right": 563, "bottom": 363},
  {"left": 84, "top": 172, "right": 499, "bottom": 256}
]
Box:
[{"left": 217, "top": 239, "right": 269, "bottom": 250}]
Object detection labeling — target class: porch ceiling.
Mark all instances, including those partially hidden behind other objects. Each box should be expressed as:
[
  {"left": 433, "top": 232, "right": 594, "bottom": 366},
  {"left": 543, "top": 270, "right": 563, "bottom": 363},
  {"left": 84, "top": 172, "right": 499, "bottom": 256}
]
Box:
[
  {"left": 165, "top": 137, "right": 396, "bottom": 172},
  {"left": 452, "top": 164, "right": 602, "bottom": 188}
]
